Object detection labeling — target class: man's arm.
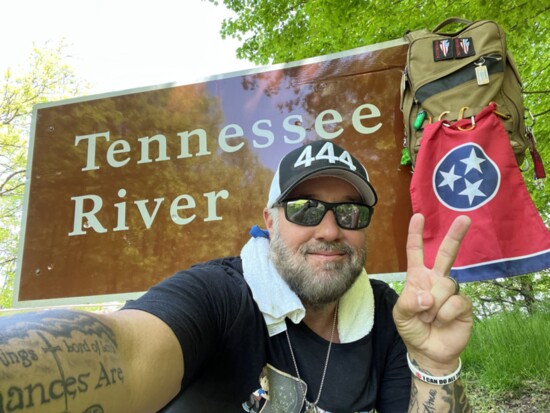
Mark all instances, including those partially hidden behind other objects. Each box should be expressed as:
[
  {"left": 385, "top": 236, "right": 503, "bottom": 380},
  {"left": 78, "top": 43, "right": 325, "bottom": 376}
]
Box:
[
  {"left": 393, "top": 214, "right": 473, "bottom": 413},
  {"left": 408, "top": 363, "right": 469, "bottom": 413},
  {"left": 0, "top": 308, "right": 183, "bottom": 413}
]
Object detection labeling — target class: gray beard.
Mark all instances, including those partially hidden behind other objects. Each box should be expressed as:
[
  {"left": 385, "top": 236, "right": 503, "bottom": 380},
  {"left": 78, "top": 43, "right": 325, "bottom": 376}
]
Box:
[{"left": 269, "top": 229, "right": 367, "bottom": 309}]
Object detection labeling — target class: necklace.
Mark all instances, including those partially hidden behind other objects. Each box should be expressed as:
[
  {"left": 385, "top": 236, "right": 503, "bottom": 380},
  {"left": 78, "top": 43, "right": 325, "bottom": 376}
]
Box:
[{"left": 285, "top": 302, "right": 338, "bottom": 413}]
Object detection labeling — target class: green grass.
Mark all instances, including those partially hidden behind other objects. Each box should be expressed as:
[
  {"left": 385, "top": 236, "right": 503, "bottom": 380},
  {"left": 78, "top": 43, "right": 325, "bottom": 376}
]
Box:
[{"left": 462, "top": 308, "right": 550, "bottom": 410}]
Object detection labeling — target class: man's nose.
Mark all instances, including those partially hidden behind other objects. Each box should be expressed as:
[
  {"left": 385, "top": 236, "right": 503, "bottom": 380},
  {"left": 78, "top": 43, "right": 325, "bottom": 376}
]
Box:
[{"left": 313, "top": 210, "right": 342, "bottom": 241}]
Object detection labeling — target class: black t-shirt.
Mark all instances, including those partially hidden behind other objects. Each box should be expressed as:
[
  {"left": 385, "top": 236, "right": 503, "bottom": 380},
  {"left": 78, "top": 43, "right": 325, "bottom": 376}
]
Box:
[{"left": 123, "top": 257, "right": 410, "bottom": 412}]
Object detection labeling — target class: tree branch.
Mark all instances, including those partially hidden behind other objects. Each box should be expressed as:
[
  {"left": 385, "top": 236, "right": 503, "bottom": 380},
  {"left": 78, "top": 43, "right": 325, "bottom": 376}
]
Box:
[
  {"left": 490, "top": 280, "right": 526, "bottom": 295},
  {"left": 0, "top": 169, "right": 26, "bottom": 194},
  {"left": 0, "top": 257, "right": 16, "bottom": 267},
  {"left": 533, "top": 108, "right": 550, "bottom": 118},
  {"left": 478, "top": 296, "right": 515, "bottom": 305}
]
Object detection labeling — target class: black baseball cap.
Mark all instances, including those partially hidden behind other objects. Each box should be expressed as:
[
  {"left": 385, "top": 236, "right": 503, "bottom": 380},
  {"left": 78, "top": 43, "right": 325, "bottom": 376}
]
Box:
[{"left": 266, "top": 141, "right": 377, "bottom": 208}]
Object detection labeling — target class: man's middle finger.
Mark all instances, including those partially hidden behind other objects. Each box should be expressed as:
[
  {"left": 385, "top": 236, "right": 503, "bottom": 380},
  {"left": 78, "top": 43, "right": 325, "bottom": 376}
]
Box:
[{"left": 432, "top": 215, "right": 471, "bottom": 277}]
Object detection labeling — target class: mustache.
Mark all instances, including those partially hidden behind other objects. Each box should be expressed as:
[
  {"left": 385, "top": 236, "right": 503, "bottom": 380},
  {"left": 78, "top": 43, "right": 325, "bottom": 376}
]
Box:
[{"left": 300, "top": 241, "right": 354, "bottom": 255}]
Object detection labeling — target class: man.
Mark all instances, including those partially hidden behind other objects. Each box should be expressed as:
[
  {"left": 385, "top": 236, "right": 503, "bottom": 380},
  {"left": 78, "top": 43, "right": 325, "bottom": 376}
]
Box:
[{"left": 0, "top": 140, "right": 472, "bottom": 412}]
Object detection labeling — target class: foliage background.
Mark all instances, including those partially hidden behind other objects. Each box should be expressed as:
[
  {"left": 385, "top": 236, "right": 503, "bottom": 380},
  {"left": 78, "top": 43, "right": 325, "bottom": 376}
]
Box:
[{"left": 0, "top": 42, "right": 86, "bottom": 307}]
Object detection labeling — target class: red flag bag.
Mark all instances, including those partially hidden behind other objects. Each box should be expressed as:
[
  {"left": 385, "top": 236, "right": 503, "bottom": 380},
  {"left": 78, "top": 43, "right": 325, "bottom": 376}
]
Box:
[{"left": 410, "top": 103, "right": 550, "bottom": 282}]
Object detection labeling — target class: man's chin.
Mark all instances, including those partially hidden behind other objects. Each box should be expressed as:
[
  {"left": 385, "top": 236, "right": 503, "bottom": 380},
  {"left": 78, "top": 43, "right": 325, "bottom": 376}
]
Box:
[{"left": 302, "top": 274, "right": 360, "bottom": 305}]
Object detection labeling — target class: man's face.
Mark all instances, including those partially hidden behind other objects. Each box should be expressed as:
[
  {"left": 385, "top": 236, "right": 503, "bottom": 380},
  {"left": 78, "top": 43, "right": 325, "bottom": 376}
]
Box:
[{"left": 264, "top": 176, "right": 368, "bottom": 308}]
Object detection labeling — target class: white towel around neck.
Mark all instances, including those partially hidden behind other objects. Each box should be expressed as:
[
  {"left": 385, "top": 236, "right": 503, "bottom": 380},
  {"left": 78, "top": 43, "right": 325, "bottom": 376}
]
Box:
[{"left": 241, "top": 235, "right": 374, "bottom": 342}]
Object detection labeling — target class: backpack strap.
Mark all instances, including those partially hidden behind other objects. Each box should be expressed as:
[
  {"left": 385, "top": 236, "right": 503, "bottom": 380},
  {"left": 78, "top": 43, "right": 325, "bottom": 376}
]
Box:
[
  {"left": 404, "top": 17, "right": 475, "bottom": 43},
  {"left": 432, "top": 17, "right": 473, "bottom": 33}
]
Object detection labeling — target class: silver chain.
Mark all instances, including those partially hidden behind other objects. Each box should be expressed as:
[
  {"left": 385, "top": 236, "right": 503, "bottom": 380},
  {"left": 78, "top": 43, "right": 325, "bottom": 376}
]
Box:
[{"left": 285, "top": 302, "right": 338, "bottom": 412}]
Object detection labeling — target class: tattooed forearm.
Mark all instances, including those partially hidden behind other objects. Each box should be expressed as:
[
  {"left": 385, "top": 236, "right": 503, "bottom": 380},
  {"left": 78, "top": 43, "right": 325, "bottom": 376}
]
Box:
[
  {"left": 442, "top": 380, "right": 471, "bottom": 413},
  {"left": 409, "top": 379, "right": 420, "bottom": 411},
  {"left": 409, "top": 378, "right": 471, "bottom": 413},
  {"left": 0, "top": 310, "right": 124, "bottom": 413},
  {"left": 407, "top": 355, "right": 471, "bottom": 413}
]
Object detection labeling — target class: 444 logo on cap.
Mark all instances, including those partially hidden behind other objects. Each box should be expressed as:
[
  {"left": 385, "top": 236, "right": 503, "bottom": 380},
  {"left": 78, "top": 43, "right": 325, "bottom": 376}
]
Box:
[{"left": 293, "top": 142, "right": 357, "bottom": 171}]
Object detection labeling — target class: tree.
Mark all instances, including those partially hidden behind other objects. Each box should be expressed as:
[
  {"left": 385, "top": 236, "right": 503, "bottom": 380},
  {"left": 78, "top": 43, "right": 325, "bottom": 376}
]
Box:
[
  {"left": 0, "top": 41, "right": 86, "bottom": 308},
  {"left": 461, "top": 271, "right": 550, "bottom": 319},
  {"left": 210, "top": 0, "right": 550, "bottom": 316}
]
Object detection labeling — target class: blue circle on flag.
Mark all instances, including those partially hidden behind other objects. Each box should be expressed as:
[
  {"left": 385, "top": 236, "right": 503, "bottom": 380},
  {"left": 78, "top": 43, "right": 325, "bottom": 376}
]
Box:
[{"left": 432, "top": 143, "right": 500, "bottom": 211}]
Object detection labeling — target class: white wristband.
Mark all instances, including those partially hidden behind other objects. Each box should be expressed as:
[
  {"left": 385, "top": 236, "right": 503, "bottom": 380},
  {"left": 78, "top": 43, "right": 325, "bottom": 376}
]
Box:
[{"left": 406, "top": 353, "right": 462, "bottom": 385}]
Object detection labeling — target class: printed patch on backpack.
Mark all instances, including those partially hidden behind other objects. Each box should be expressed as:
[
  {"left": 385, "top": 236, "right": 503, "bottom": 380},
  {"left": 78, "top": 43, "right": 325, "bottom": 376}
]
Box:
[
  {"left": 454, "top": 37, "right": 475, "bottom": 58},
  {"left": 433, "top": 39, "right": 454, "bottom": 61}
]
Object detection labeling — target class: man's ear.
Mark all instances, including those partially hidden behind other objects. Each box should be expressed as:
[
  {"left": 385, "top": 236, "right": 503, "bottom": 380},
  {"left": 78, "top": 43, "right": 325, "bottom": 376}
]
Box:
[{"left": 263, "top": 208, "right": 274, "bottom": 235}]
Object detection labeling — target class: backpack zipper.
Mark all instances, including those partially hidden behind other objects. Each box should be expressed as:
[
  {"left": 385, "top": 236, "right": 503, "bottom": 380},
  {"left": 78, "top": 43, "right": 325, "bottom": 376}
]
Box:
[{"left": 414, "top": 55, "right": 503, "bottom": 104}]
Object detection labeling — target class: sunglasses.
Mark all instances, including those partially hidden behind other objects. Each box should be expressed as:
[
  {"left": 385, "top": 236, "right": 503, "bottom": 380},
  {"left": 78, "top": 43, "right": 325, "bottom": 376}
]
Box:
[{"left": 277, "top": 199, "right": 374, "bottom": 230}]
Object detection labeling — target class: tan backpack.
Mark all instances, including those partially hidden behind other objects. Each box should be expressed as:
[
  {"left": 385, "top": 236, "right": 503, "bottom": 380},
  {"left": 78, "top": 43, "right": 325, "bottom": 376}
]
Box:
[{"left": 400, "top": 18, "right": 530, "bottom": 169}]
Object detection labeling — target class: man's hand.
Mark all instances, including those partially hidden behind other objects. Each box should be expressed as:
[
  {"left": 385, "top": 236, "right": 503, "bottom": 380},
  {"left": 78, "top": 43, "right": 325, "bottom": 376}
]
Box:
[{"left": 393, "top": 213, "right": 473, "bottom": 373}]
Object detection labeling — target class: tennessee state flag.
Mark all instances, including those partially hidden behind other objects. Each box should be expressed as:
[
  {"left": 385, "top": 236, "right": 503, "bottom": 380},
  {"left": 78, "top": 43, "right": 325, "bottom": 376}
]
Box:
[{"left": 410, "top": 103, "right": 550, "bottom": 282}]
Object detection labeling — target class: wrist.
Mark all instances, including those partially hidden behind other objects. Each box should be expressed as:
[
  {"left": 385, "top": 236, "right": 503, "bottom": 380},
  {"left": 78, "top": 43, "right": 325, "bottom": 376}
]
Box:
[
  {"left": 407, "top": 352, "right": 462, "bottom": 385},
  {"left": 406, "top": 351, "right": 460, "bottom": 375}
]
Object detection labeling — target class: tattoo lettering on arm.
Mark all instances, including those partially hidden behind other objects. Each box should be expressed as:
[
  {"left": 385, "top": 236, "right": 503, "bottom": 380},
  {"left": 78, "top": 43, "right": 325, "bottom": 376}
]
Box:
[
  {"left": 0, "top": 310, "right": 124, "bottom": 413},
  {"left": 0, "top": 310, "right": 117, "bottom": 347},
  {"left": 422, "top": 389, "right": 437, "bottom": 413},
  {"left": 442, "top": 380, "right": 471, "bottom": 413},
  {"left": 409, "top": 380, "right": 420, "bottom": 412}
]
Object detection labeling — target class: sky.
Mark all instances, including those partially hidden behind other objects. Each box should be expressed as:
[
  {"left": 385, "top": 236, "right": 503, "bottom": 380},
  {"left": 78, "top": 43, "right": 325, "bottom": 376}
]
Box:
[{"left": 1, "top": 0, "right": 258, "bottom": 95}]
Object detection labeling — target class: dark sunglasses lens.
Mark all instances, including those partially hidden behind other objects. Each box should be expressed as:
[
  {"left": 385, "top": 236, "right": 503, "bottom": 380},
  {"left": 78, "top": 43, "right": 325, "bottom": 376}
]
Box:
[
  {"left": 285, "top": 200, "right": 325, "bottom": 226},
  {"left": 334, "top": 204, "right": 371, "bottom": 229},
  {"left": 285, "top": 200, "right": 372, "bottom": 229}
]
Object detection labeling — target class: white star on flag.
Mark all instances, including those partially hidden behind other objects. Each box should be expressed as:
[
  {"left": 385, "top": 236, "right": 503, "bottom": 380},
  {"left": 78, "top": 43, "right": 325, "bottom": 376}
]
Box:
[
  {"left": 460, "top": 148, "right": 486, "bottom": 174},
  {"left": 459, "top": 178, "right": 486, "bottom": 205},
  {"left": 438, "top": 164, "right": 461, "bottom": 191}
]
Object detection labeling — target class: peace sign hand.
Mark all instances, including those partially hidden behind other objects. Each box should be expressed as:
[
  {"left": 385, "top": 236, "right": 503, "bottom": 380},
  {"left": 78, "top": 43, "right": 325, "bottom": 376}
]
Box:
[{"left": 393, "top": 213, "right": 474, "bottom": 373}]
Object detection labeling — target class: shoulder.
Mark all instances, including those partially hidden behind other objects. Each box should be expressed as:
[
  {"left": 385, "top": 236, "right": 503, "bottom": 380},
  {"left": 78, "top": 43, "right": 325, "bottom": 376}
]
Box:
[
  {"left": 123, "top": 256, "right": 250, "bottom": 320},
  {"left": 123, "top": 255, "right": 261, "bottom": 354},
  {"left": 370, "top": 278, "right": 399, "bottom": 306},
  {"left": 157, "top": 256, "right": 246, "bottom": 291},
  {"left": 369, "top": 278, "right": 400, "bottom": 331},
  {"left": 188, "top": 256, "right": 244, "bottom": 277}
]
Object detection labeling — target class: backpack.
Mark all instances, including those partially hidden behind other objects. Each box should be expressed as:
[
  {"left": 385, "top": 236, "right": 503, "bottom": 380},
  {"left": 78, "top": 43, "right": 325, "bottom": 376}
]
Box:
[{"left": 400, "top": 18, "right": 532, "bottom": 170}]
